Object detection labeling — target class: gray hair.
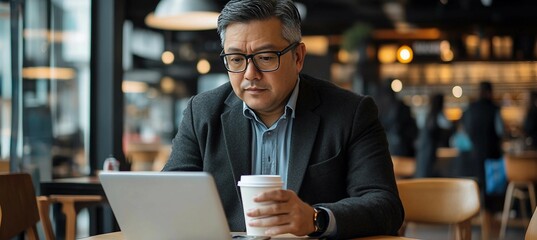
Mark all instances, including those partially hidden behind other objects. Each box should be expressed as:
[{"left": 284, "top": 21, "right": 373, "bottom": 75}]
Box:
[{"left": 217, "top": 0, "right": 302, "bottom": 47}]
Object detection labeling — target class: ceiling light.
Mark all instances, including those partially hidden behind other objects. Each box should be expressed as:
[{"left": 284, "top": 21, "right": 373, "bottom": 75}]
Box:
[{"left": 145, "top": 0, "right": 220, "bottom": 31}]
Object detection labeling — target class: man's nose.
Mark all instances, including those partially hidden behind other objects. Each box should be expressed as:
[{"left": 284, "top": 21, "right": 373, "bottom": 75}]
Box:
[{"left": 243, "top": 59, "right": 261, "bottom": 80}]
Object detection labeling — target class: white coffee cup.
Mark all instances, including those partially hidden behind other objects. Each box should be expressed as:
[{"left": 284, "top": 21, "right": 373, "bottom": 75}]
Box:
[{"left": 237, "top": 175, "right": 284, "bottom": 236}]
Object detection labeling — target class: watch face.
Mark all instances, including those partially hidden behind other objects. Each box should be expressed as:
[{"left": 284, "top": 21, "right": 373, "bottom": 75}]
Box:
[
  {"left": 315, "top": 207, "right": 328, "bottom": 232},
  {"left": 309, "top": 207, "right": 328, "bottom": 237}
]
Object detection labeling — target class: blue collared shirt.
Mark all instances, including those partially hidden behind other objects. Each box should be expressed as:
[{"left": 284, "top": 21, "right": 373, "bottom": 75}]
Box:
[
  {"left": 241, "top": 77, "right": 337, "bottom": 237},
  {"left": 242, "top": 79, "right": 299, "bottom": 188}
]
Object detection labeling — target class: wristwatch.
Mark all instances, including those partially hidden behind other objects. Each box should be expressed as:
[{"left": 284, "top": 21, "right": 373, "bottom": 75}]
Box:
[{"left": 309, "top": 207, "right": 329, "bottom": 237}]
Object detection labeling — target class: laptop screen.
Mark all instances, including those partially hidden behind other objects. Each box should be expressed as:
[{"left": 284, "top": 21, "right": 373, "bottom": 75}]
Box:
[{"left": 99, "top": 171, "right": 231, "bottom": 240}]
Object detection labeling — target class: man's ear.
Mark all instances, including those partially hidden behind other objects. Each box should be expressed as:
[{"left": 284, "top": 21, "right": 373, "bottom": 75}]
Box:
[{"left": 294, "top": 42, "right": 306, "bottom": 73}]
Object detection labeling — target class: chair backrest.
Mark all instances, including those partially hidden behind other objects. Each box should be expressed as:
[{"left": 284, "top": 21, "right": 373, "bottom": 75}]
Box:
[
  {"left": 505, "top": 154, "right": 537, "bottom": 182},
  {"left": 397, "top": 178, "right": 480, "bottom": 224},
  {"left": 0, "top": 173, "right": 40, "bottom": 240},
  {"left": 0, "top": 161, "right": 8, "bottom": 173},
  {"left": 527, "top": 209, "right": 537, "bottom": 240}
]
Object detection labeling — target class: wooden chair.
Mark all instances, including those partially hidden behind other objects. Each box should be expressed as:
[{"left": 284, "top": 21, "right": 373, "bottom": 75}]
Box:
[
  {"left": 527, "top": 209, "right": 537, "bottom": 240},
  {"left": 500, "top": 154, "right": 537, "bottom": 240},
  {"left": 38, "top": 195, "right": 104, "bottom": 240},
  {"left": 0, "top": 173, "right": 42, "bottom": 240},
  {"left": 0, "top": 173, "right": 103, "bottom": 240},
  {"left": 397, "top": 178, "right": 481, "bottom": 240},
  {"left": 391, "top": 156, "right": 416, "bottom": 179}
]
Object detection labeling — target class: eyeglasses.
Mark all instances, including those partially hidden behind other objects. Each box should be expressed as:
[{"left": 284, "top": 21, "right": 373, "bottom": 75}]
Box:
[{"left": 220, "top": 42, "right": 299, "bottom": 73}]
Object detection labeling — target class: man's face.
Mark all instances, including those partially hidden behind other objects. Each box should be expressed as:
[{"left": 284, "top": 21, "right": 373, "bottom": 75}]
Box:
[{"left": 223, "top": 17, "right": 305, "bottom": 118}]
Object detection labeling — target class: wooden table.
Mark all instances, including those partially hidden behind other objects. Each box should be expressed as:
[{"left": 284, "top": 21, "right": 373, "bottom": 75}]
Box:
[
  {"left": 41, "top": 176, "right": 104, "bottom": 195},
  {"left": 125, "top": 142, "right": 164, "bottom": 171},
  {"left": 79, "top": 232, "right": 418, "bottom": 240},
  {"left": 40, "top": 176, "right": 117, "bottom": 238}
]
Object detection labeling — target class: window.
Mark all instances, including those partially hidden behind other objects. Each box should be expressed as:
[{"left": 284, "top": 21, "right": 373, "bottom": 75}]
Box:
[{"left": 7, "top": 0, "right": 92, "bottom": 180}]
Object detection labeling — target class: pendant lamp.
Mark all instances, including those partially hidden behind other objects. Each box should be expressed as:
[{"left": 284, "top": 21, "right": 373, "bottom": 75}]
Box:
[{"left": 145, "top": 0, "right": 219, "bottom": 31}]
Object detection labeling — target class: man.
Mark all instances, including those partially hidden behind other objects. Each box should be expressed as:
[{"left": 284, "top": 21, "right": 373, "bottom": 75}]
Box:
[{"left": 163, "top": 0, "right": 404, "bottom": 238}]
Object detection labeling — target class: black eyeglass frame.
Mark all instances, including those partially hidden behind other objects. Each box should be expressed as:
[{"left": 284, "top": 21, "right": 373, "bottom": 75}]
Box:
[{"left": 220, "top": 42, "right": 300, "bottom": 73}]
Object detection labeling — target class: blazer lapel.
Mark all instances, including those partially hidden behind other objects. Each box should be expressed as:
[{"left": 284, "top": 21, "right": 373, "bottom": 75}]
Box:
[
  {"left": 222, "top": 93, "right": 252, "bottom": 187},
  {"left": 287, "top": 77, "right": 321, "bottom": 193}
]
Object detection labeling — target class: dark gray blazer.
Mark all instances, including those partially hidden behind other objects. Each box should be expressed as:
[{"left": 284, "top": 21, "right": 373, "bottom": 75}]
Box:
[{"left": 163, "top": 74, "right": 404, "bottom": 239}]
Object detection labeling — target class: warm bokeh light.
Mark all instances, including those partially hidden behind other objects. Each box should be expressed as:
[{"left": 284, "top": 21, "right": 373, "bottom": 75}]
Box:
[
  {"left": 302, "top": 36, "right": 329, "bottom": 56},
  {"left": 396, "top": 45, "right": 413, "bottom": 63},
  {"left": 22, "top": 67, "right": 76, "bottom": 80},
  {"left": 338, "top": 49, "right": 360, "bottom": 64},
  {"left": 161, "top": 51, "right": 175, "bottom": 64},
  {"left": 440, "top": 40, "right": 450, "bottom": 51},
  {"left": 122, "top": 81, "right": 148, "bottom": 93},
  {"left": 196, "top": 58, "right": 211, "bottom": 74},
  {"left": 160, "top": 76, "right": 175, "bottom": 94},
  {"left": 492, "top": 36, "right": 513, "bottom": 59},
  {"left": 391, "top": 79, "right": 403, "bottom": 92},
  {"left": 465, "top": 34, "right": 479, "bottom": 57},
  {"left": 479, "top": 38, "right": 490, "bottom": 59},
  {"left": 441, "top": 49, "right": 454, "bottom": 62},
  {"left": 378, "top": 45, "right": 397, "bottom": 63},
  {"left": 452, "top": 85, "right": 463, "bottom": 98},
  {"left": 338, "top": 49, "right": 350, "bottom": 63},
  {"left": 444, "top": 107, "right": 462, "bottom": 121}
]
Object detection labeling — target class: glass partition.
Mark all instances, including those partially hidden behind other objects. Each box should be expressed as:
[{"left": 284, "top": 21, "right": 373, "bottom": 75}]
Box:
[
  {"left": 9, "top": 0, "right": 92, "bottom": 180},
  {"left": 0, "top": 1, "right": 11, "bottom": 172}
]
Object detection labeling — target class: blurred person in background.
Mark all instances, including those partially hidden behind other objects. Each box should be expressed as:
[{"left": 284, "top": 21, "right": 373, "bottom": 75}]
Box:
[
  {"left": 376, "top": 79, "right": 418, "bottom": 158},
  {"left": 523, "top": 91, "right": 537, "bottom": 150},
  {"left": 450, "top": 120, "right": 474, "bottom": 177},
  {"left": 415, "top": 93, "right": 452, "bottom": 178},
  {"left": 461, "top": 81, "right": 504, "bottom": 212}
]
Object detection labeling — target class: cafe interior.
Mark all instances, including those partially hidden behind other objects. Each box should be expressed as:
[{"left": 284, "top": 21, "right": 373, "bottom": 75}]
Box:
[{"left": 1, "top": 0, "right": 537, "bottom": 239}]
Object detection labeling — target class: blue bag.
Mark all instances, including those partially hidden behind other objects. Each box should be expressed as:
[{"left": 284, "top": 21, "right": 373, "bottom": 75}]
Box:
[{"left": 484, "top": 156, "right": 507, "bottom": 195}]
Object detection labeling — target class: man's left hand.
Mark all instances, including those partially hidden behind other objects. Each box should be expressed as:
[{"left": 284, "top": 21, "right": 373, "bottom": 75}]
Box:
[{"left": 246, "top": 189, "right": 316, "bottom": 236}]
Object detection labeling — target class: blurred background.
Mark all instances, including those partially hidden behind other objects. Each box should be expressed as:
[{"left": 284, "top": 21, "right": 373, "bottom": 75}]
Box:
[{"left": 1, "top": 0, "right": 537, "bottom": 238}]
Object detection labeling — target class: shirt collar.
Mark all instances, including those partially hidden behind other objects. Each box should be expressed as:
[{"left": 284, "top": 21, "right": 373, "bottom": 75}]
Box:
[{"left": 243, "top": 76, "right": 300, "bottom": 120}]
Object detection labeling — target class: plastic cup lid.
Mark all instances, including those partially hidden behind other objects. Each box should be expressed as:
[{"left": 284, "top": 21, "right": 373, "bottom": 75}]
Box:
[{"left": 237, "top": 175, "right": 284, "bottom": 187}]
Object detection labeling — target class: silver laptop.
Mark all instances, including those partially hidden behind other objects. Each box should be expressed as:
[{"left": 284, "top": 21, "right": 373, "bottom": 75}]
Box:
[{"left": 99, "top": 171, "right": 232, "bottom": 240}]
